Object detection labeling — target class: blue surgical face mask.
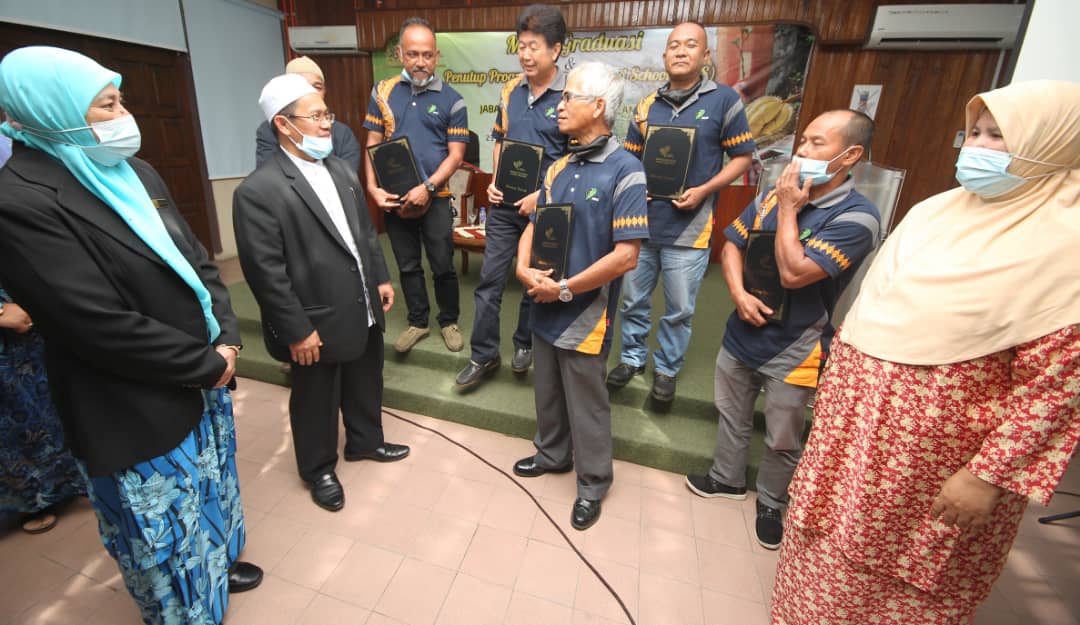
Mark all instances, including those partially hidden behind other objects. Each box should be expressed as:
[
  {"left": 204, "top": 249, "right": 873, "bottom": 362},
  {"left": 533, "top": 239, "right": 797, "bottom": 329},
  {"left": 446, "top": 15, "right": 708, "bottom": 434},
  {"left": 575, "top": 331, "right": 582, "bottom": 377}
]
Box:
[
  {"left": 795, "top": 147, "right": 853, "bottom": 186},
  {"left": 401, "top": 67, "right": 434, "bottom": 88},
  {"left": 954, "top": 146, "right": 1072, "bottom": 199},
  {"left": 954, "top": 146, "right": 1027, "bottom": 198},
  {"left": 286, "top": 120, "right": 333, "bottom": 160}
]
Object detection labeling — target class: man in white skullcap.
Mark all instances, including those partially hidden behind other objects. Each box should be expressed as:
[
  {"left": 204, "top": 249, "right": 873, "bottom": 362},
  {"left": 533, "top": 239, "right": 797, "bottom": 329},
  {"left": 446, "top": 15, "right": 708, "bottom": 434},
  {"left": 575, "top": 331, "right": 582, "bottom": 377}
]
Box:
[
  {"left": 234, "top": 74, "right": 410, "bottom": 513},
  {"left": 254, "top": 56, "right": 362, "bottom": 171}
]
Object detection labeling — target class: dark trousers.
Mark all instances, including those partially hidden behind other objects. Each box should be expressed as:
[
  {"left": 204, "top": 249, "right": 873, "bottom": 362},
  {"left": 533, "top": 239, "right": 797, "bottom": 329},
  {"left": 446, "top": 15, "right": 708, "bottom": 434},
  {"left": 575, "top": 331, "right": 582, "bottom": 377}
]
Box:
[
  {"left": 288, "top": 325, "right": 385, "bottom": 482},
  {"left": 469, "top": 206, "right": 531, "bottom": 363},
  {"left": 384, "top": 196, "right": 459, "bottom": 328}
]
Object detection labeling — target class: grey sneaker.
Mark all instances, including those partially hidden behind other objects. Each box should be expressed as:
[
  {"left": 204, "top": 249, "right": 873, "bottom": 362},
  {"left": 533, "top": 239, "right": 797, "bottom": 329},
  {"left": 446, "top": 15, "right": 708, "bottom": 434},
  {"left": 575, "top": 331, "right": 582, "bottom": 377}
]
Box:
[
  {"left": 510, "top": 347, "right": 533, "bottom": 373},
  {"left": 394, "top": 326, "right": 429, "bottom": 353},
  {"left": 440, "top": 324, "right": 464, "bottom": 352},
  {"left": 685, "top": 474, "right": 748, "bottom": 500},
  {"left": 755, "top": 501, "right": 783, "bottom": 550}
]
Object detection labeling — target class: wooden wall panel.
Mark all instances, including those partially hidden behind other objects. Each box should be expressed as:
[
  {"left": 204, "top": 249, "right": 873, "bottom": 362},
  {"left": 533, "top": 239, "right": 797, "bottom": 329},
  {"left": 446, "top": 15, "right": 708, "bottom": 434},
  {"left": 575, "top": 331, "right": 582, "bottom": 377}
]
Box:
[{"left": 284, "top": 0, "right": 1014, "bottom": 229}]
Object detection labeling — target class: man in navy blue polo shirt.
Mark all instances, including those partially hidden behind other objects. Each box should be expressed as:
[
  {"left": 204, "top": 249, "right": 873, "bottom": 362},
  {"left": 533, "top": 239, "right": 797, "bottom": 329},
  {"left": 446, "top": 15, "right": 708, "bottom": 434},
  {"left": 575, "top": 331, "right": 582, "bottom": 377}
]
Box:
[
  {"left": 512, "top": 62, "right": 648, "bottom": 531},
  {"left": 455, "top": 4, "right": 570, "bottom": 391},
  {"left": 686, "top": 110, "right": 880, "bottom": 551},
  {"left": 609, "top": 21, "right": 756, "bottom": 403},
  {"left": 364, "top": 17, "right": 468, "bottom": 354}
]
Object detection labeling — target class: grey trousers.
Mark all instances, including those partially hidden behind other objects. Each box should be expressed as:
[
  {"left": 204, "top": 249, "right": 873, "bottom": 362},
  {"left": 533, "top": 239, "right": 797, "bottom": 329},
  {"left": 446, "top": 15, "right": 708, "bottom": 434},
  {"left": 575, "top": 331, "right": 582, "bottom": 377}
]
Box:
[
  {"left": 531, "top": 335, "right": 613, "bottom": 501},
  {"left": 709, "top": 347, "right": 813, "bottom": 510}
]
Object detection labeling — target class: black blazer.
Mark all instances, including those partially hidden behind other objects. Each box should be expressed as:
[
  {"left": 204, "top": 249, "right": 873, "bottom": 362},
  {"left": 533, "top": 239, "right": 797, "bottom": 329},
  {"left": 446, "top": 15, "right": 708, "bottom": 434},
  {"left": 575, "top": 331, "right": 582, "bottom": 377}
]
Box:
[
  {"left": 233, "top": 148, "right": 390, "bottom": 364},
  {"left": 0, "top": 146, "right": 240, "bottom": 476}
]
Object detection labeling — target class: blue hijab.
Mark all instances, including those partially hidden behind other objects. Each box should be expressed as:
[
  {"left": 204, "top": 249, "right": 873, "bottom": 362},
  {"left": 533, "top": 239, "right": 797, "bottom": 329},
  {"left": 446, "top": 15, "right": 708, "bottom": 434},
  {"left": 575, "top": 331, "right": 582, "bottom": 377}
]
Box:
[{"left": 0, "top": 46, "right": 219, "bottom": 342}]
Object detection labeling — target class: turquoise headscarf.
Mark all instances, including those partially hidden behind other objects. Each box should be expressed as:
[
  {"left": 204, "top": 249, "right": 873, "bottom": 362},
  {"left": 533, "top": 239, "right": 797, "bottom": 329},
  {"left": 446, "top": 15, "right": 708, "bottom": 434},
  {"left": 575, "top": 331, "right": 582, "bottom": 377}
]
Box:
[{"left": 0, "top": 46, "right": 219, "bottom": 342}]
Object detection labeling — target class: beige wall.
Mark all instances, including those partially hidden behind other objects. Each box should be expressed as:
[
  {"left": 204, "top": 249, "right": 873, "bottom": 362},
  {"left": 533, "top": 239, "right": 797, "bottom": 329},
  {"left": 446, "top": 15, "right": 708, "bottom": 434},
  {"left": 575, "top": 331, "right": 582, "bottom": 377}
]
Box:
[{"left": 211, "top": 177, "right": 243, "bottom": 260}]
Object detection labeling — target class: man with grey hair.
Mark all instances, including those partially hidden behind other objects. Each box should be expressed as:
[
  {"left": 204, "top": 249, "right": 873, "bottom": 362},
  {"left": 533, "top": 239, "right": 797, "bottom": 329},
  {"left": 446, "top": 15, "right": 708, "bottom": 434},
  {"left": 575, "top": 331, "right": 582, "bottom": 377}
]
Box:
[{"left": 511, "top": 62, "right": 649, "bottom": 530}]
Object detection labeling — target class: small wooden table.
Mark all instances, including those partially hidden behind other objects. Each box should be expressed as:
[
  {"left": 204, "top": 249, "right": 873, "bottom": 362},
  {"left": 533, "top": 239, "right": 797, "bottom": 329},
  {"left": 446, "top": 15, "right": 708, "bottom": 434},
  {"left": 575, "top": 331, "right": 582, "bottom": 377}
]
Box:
[{"left": 452, "top": 226, "right": 486, "bottom": 274}]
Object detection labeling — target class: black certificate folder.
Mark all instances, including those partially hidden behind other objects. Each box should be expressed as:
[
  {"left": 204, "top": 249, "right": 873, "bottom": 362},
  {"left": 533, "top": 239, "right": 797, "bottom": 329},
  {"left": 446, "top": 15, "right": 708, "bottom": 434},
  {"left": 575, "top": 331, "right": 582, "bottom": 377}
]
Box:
[
  {"left": 743, "top": 230, "right": 788, "bottom": 325},
  {"left": 642, "top": 124, "right": 696, "bottom": 200},
  {"left": 495, "top": 139, "right": 544, "bottom": 206},
  {"left": 532, "top": 203, "right": 574, "bottom": 282},
  {"left": 367, "top": 137, "right": 423, "bottom": 197}
]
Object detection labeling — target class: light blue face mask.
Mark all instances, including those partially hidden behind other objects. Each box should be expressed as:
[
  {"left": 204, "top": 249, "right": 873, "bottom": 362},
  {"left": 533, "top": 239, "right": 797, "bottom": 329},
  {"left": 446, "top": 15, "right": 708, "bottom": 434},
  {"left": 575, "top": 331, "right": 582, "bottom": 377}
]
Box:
[
  {"left": 954, "top": 147, "right": 1026, "bottom": 198},
  {"left": 286, "top": 120, "right": 333, "bottom": 160},
  {"left": 954, "top": 146, "right": 1071, "bottom": 198},
  {"left": 796, "top": 147, "right": 853, "bottom": 186},
  {"left": 401, "top": 67, "right": 434, "bottom": 88}
]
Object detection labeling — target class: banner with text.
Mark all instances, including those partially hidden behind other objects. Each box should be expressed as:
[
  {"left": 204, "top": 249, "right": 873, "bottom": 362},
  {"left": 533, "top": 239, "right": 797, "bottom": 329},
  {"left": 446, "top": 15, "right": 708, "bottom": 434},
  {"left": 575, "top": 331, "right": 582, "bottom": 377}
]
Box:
[{"left": 373, "top": 24, "right": 814, "bottom": 182}]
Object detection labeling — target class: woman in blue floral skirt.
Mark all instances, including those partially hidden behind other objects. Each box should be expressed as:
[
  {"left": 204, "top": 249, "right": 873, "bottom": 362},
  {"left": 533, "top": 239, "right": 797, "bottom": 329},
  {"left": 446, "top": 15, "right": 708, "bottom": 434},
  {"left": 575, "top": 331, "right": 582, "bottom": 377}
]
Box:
[
  {"left": 0, "top": 286, "right": 86, "bottom": 533},
  {"left": 0, "top": 46, "right": 262, "bottom": 624}
]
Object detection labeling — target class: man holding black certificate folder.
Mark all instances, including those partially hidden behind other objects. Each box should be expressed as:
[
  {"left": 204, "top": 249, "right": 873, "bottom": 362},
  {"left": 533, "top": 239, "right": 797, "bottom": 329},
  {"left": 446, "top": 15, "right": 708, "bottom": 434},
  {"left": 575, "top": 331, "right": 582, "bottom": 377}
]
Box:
[
  {"left": 455, "top": 5, "right": 570, "bottom": 390},
  {"left": 611, "top": 22, "right": 756, "bottom": 403},
  {"left": 685, "top": 110, "right": 880, "bottom": 551},
  {"left": 364, "top": 17, "right": 468, "bottom": 355},
  {"left": 513, "top": 62, "right": 648, "bottom": 531}
]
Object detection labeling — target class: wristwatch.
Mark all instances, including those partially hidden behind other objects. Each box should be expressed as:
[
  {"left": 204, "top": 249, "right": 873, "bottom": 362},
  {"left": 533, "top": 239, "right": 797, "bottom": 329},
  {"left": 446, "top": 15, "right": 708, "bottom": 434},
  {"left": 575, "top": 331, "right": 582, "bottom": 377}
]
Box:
[
  {"left": 423, "top": 179, "right": 437, "bottom": 194},
  {"left": 558, "top": 279, "right": 573, "bottom": 302}
]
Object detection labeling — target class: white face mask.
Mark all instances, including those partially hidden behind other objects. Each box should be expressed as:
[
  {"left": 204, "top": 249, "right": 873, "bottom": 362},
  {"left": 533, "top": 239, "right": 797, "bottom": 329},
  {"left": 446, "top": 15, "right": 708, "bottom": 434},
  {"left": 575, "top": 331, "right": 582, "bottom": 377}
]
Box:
[
  {"left": 18, "top": 114, "right": 142, "bottom": 166},
  {"left": 83, "top": 115, "right": 142, "bottom": 166}
]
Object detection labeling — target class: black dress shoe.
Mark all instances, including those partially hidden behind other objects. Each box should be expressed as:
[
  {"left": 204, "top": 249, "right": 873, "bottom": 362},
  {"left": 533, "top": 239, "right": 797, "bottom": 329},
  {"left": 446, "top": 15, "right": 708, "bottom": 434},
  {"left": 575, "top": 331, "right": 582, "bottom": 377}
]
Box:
[
  {"left": 344, "top": 442, "right": 410, "bottom": 463},
  {"left": 512, "top": 455, "right": 573, "bottom": 478},
  {"left": 309, "top": 473, "right": 344, "bottom": 511},
  {"left": 510, "top": 347, "right": 533, "bottom": 373},
  {"left": 227, "top": 561, "right": 263, "bottom": 593},
  {"left": 571, "top": 497, "right": 602, "bottom": 530},
  {"left": 454, "top": 356, "right": 501, "bottom": 390}
]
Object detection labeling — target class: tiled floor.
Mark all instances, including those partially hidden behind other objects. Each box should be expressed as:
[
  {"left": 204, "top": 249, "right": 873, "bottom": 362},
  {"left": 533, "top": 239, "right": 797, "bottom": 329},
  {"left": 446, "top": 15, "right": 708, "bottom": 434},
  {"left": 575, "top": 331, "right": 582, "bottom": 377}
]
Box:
[{"left": 1, "top": 378, "right": 1077, "bottom": 625}]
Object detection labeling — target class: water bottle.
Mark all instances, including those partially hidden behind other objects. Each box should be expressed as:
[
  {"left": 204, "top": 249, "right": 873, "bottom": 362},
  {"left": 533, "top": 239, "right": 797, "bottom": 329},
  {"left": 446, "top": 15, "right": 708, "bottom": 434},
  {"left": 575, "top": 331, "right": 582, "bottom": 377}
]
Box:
[{"left": 478, "top": 206, "right": 487, "bottom": 227}]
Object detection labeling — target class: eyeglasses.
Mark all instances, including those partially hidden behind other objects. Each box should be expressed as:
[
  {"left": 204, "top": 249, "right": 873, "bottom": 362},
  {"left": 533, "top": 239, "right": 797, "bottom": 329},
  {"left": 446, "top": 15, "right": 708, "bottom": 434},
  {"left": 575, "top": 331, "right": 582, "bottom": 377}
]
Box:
[
  {"left": 289, "top": 112, "right": 335, "bottom": 124},
  {"left": 560, "top": 91, "right": 598, "bottom": 104}
]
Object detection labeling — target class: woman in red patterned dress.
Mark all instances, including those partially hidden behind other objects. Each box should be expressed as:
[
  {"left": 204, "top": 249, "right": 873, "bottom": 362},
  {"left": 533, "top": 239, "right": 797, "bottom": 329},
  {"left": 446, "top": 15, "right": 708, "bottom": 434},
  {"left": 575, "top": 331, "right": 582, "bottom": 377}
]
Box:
[{"left": 771, "top": 80, "right": 1080, "bottom": 625}]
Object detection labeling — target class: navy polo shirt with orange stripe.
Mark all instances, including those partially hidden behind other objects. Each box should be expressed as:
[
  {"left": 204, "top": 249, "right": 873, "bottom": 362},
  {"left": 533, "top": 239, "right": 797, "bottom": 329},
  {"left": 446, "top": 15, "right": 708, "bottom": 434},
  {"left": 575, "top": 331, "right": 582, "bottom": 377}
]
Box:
[
  {"left": 721, "top": 179, "right": 880, "bottom": 387},
  {"left": 529, "top": 137, "right": 649, "bottom": 355},
  {"left": 490, "top": 70, "right": 569, "bottom": 191},
  {"left": 623, "top": 79, "right": 756, "bottom": 248},
  {"left": 364, "top": 76, "right": 469, "bottom": 181}
]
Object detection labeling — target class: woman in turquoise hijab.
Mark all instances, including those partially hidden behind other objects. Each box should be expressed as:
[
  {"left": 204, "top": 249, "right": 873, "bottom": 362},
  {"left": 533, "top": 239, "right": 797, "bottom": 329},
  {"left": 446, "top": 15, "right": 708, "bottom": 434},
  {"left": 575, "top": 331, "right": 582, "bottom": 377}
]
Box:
[{"left": 0, "top": 47, "right": 261, "bottom": 624}]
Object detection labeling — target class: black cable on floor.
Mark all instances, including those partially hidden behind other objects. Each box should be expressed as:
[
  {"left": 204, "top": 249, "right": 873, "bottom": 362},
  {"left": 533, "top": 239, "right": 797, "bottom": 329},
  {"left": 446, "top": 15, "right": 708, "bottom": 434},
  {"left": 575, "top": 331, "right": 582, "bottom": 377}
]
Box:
[
  {"left": 382, "top": 407, "right": 637, "bottom": 625},
  {"left": 1053, "top": 490, "right": 1080, "bottom": 498}
]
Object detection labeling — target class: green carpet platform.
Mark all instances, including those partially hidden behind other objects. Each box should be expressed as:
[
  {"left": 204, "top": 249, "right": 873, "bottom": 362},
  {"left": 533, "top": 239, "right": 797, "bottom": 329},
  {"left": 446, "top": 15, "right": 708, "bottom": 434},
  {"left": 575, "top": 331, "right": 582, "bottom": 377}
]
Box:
[{"left": 228, "top": 235, "right": 807, "bottom": 482}]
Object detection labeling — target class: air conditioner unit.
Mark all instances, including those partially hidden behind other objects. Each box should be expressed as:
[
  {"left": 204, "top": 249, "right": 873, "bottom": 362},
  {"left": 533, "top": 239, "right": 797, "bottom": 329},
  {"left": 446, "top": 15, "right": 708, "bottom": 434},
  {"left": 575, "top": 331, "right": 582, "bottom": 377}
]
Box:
[
  {"left": 865, "top": 4, "right": 1026, "bottom": 50},
  {"left": 289, "top": 26, "right": 359, "bottom": 54}
]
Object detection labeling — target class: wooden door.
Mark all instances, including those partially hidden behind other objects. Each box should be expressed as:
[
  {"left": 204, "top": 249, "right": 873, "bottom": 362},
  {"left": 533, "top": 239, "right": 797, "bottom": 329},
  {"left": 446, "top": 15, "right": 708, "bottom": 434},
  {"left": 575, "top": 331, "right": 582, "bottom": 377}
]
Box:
[{"left": 0, "top": 22, "right": 220, "bottom": 255}]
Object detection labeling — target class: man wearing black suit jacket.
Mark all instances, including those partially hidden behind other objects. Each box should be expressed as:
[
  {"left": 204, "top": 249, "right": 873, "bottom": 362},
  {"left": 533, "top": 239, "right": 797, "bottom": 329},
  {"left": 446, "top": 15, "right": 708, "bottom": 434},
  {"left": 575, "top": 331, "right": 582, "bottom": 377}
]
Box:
[{"left": 234, "top": 74, "right": 410, "bottom": 512}]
